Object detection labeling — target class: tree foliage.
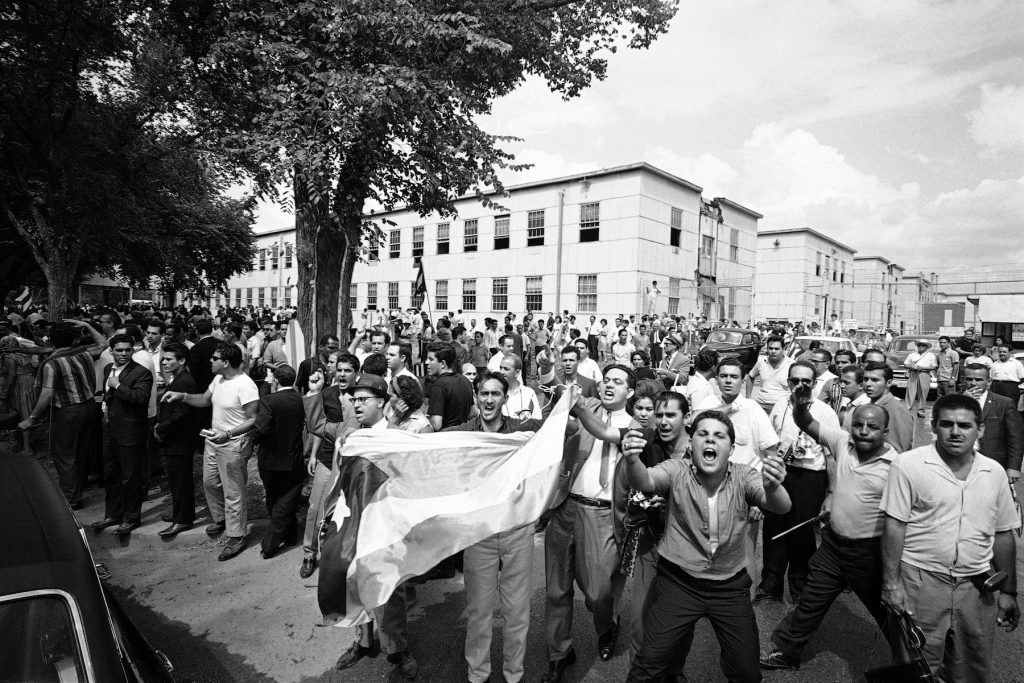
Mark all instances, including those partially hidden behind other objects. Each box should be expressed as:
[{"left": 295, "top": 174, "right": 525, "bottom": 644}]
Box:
[
  {"left": 177, "top": 0, "right": 677, "bottom": 347},
  {"left": 0, "top": 0, "right": 255, "bottom": 317}
]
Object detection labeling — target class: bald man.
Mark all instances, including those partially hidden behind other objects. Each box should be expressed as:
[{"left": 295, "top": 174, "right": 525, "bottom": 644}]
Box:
[{"left": 761, "top": 395, "right": 900, "bottom": 670}]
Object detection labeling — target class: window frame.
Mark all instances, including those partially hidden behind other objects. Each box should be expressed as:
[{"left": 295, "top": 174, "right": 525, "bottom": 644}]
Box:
[
  {"left": 464, "top": 219, "right": 478, "bottom": 252},
  {"left": 580, "top": 202, "right": 600, "bottom": 242}
]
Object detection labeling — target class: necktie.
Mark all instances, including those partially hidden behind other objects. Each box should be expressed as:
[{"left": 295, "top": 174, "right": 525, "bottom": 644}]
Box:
[{"left": 599, "top": 412, "right": 612, "bottom": 489}]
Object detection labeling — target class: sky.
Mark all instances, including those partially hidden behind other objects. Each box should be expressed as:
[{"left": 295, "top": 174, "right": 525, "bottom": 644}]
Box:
[{"left": 255, "top": 0, "right": 1024, "bottom": 276}]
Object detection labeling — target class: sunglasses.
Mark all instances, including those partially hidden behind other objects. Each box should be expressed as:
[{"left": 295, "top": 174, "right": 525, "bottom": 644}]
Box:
[{"left": 788, "top": 377, "right": 814, "bottom": 386}]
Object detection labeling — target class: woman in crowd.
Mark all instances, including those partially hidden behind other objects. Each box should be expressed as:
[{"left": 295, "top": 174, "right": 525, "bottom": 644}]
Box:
[{"left": 630, "top": 349, "right": 657, "bottom": 381}]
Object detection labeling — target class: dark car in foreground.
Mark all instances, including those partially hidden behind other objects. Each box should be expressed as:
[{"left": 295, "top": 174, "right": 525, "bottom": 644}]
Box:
[
  {"left": 701, "top": 328, "right": 763, "bottom": 371},
  {"left": 0, "top": 455, "right": 174, "bottom": 682},
  {"left": 886, "top": 334, "right": 941, "bottom": 395}
]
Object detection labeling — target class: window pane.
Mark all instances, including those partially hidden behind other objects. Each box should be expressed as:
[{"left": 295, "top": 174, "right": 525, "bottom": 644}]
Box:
[
  {"left": 577, "top": 274, "right": 597, "bottom": 312},
  {"left": 580, "top": 202, "right": 600, "bottom": 242},
  {"left": 462, "top": 279, "right": 476, "bottom": 310},
  {"left": 388, "top": 282, "right": 399, "bottom": 310},
  {"left": 436, "top": 280, "right": 448, "bottom": 310},
  {"left": 526, "top": 276, "right": 543, "bottom": 311},
  {"left": 492, "top": 277, "right": 508, "bottom": 311},
  {"left": 390, "top": 229, "right": 401, "bottom": 258},
  {"left": 464, "top": 219, "right": 478, "bottom": 252},
  {"left": 412, "top": 226, "right": 424, "bottom": 257},
  {"left": 437, "top": 223, "right": 449, "bottom": 255},
  {"left": 527, "top": 210, "right": 545, "bottom": 246}
]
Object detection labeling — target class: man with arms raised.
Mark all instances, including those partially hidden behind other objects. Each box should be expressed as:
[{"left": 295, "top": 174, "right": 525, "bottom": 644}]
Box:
[
  {"left": 880, "top": 393, "right": 1019, "bottom": 680},
  {"left": 761, "top": 393, "right": 899, "bottom": 670}
]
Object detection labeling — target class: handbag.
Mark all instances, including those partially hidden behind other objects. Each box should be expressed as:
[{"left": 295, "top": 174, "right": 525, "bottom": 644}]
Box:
[{"left": 864, "top": 610, "right": 936, "bottom": 682}]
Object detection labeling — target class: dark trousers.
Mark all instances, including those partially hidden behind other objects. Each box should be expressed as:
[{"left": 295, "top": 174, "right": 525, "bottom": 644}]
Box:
[
  {"left": 102, "top": 427, "right": 147, "bottom": 523},
  {"left": 628, "top": 560, "right": 760, "bottom": 683},
  {"left": 587, "top": 334, "right": 599, "bottom": 360},
  {"left": 49, "top": 401, "right": 97, "bottom": 506},
  {"left": 162, "top": 451, "right": 195, "bottom": 524},
  {"left": 760, "top": 466, "right": 828, "bottom": 601},
  {"left": 991, "top": 380, "right": 1020, "bottom": 405},
  {"left": 771, "top": 529, "right": 890, "bottom": 659},
  {"left": 259, "top": 467, "right": 304, "bottom": 552}
]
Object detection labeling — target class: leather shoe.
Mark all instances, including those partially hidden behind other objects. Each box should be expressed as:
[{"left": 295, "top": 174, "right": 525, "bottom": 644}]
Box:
[
  {"left": 753, "top": 589, "right": 782, "bottom": 604},
  {"left": 335, "top": 641, "right": 378, "bottom": 670},
  {"left": 113, "top": 521, "right": 140, "bottom": 535},
  {"left": 205, "top": 521, "right": 226, "bottom": 536},
  {"left": 218, "top": 536, "right": 247, "bottom": 561},
  {"left": 160, "top": 512, "right": 174, "bottom": 523},
  {"left": 598, "top": 619, "right": 619, "bottom": 661},
  {"left": 540, "top": 648, "right": 576, "bottom": 682},
  {"left": 157, "top": 523, "right": 191, "bottom": 538},
  {"left": 388, "top": 650, "right": 419, "bottom": 680},
  {"left": 91, "top": 517, "right": 119, "bottom": 530},
  {"left": 299, "top": 557, "right": 317, "bottom": 579},
  {"left": 760, "top": 647, "right": 799, "bottom": 670}
]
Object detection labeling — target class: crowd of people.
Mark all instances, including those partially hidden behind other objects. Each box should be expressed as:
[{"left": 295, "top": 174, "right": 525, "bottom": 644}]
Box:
[{"left": 1, "top": 300, "right": 1021, "bottom": 682}]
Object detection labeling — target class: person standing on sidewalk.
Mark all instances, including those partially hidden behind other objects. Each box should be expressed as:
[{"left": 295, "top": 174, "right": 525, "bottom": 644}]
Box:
[
  {"left": 155, "top": 342, "right": 199, "bottom": 538},
  {"left": 747, "top": 335, "right": 792, "bottom": 413},
  {"left": 162, "top": 342, "right": 259, "bottom": 561},
  {"left": 934, "top": 336, "right": 960, "bottom": 398},
  {"left": 904, "top": 339, "right": 937, "bottom": 417}
]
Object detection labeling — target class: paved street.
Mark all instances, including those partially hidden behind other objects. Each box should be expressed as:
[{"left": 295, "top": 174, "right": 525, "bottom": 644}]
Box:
[{"left": 80, "top": 407, "right": 1024, "bottom": 682}]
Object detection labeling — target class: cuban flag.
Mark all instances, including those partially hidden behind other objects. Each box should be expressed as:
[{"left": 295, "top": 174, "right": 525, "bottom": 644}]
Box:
[
  {"left": 317, "top": 390, "right": 572, "bottom": 626},
  {"left": 413, "top": 261, "right": 427, "bottom": 297}
]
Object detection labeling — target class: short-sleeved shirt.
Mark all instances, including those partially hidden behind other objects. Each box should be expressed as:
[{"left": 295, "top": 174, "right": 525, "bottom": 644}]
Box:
[
  {"left": 770, "top": 399, "right": 840, "bottom": 471},
  {"left": 38, "top": 348, "right": 97, "bottom": 409},
  {"left": 750, "top": 356, "right": 793, "bottom": 407},
  {"left": 936, "top": 348, "right": 960, "bottom": 382},
  {"left": 818, "top": 423, "right": 898, "bottom": 539},
  {"left": 880, "top": 445, "right": 1020, "bottom": 576},
  {"left": 693, "top": 395, "right": 779, "bottom": 471},
  {"left": 210, "top": 373, "right": 260, "bottom": 434},
  {"left": 503, "top": 384, "right": 542, "bottom": 420},
  {"left": 990, "top": 359, "right": 1024, "bottom": 383},
  {"left": 649, "top": 460, "right": 764, "bottom": 579},
  {"left": 427, "top": 373, "right": 474, "bottom": 429}
]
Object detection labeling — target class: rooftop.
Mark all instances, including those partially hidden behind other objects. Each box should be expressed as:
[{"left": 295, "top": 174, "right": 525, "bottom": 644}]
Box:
[{"left": 758, "top": 227, "right": 857, "bottom": 254}]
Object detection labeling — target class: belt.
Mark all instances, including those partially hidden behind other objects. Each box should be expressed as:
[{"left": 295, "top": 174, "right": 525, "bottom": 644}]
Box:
[
  {"left": 568, "top": 493, "right": 611, "bottom": 509},
  {"left": 826, "top": 527, "right": 881, "bottom": 546}
]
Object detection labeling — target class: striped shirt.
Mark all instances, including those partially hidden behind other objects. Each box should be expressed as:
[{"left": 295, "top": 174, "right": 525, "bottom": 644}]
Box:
[{"left": 37, "top": 348, "right": 97, "bottom": 408}]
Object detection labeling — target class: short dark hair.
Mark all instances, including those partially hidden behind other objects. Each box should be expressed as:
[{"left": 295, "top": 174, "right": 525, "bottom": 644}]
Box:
[
  {"left": 694, "top": 348, "right": 720, "bottom": 372},
  {"left": 224, "top": 322, "right": 243, "bottom": 340},
  {"left": 862, "top": 361, "right": 893, "bottom": 382},
  {"left": 475, "top": 370, "right": 509, "bottom": 395},
  {"left": 393, "top": 374, "right": 424, "bottom": 415},
  {"left": 362, "top": 352, "right": 387, "bottom": 376},
  {"left": 939, "top": 335, "right": 950, "bottom": 343},
  {"left": 48, "top": 322, "right": 79, "bottom": 348},
  {"left": 162, "top": 342, "right": 189, "bottom": 362},
  {"left": 655, "top": 390, "right": 689, "bottom": 415},
  {"left": 931, "top": 393, "right": 982, "bottom": 428},
  {"left": 217, "top": 342, "right": 243, "bottom": 368},
  {"left": 841, "top": 365, "right": 865, "bottom": 383},
  {"left": 560, "top": 346, "right": 580, "bottom": 360},
  {"left": 766, "top": 335, "right": 785, "bottom": 347},
  {"left": 964, "top": 362, "right": 990, "bottom": 377},
  {"left": 861, "top": 348, "right": 887, "bottom": 364},
  {"left": 195, "top": 318, "right": 213, "bottom": 335},
  {"left": 689, "top": 410, "right": 736, "bottom": 444},
  {"left": 834, "top": 349, "right": 857, "bottom": 364},
  {"left": 810, "top": 347, "right": 832, "bottom": 362},
  {"left": 319, "top": 334, "right": 339, "bottom": 347},
  {"left": 427, "top": 342, "right": 455, "bottom": 369},
  {"left": 370, "top": 330, "right": 391, "bottom": 346},
  {"left": 498, "top": 334, "right": 514, "bottom": 347},
  {"left": 146, "top": 318, "right": 166, "bottom": 333},
  {"left": 392, "top": 343, "right": 412, "bottom": 367},
  {"left": 273, "top": 364, "right": 297, "bottom": 387},
  {"left": 602, "top": 363, "right": 637, "bottom": 389},
  {"left": 336, "top": 353, "right": 361, "bottom": 373},
  {"left": 630, "top": 348, "right": 650, "bottom": 366},
  {"left": 717, "top": 357, "right": 746, "bottom": 377},
  {"left": 124, "top": 324, "right": 144, "bottom": 344},
  {"left": 790, "top": 359, "right": 818, "bottom": 379},
  {"left": 108, "top": 333, "right": 135, "bottom": 349}
]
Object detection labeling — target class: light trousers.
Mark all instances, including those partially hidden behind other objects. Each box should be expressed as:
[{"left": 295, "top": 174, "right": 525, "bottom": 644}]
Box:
[
  {"left": 464, "top": 524, "right": 534, "bottom": 683},
  {"left": 303, "top": 461, "right": 333, "bottom": 559},
  {"left": 203, "top": 438, "right": 249, "bottom": 538}
]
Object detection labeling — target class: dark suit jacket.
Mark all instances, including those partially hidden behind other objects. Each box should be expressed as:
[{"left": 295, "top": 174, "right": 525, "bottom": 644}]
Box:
[
  {"left": 979, "top": 392, "right": 1024, "bottom": 471},
  {"left": 103, "top": 360, "right": 153, "bottom": 445},
  {"left": 156, "top": 370, "right": 199, "bottom": 456},
  {"left": 251, "top": 388, "right": 306, "bottom": 471},
  {"left": 540, "top": 373, "right": 599, "bottom": 419},
  {"left": 189, "top": 336, "right": 220, "bottom": 392}
]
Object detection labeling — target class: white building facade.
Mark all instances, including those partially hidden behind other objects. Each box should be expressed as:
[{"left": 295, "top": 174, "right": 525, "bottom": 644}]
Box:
[
  {"left": 753, "top": 228, "right": 857, "bottom": 326},
  {"left": 851, "top": 256, "right": 904, "bottom": 332},
  {"left": 213, "top": 163, "right": 761, "bottom": 323}
]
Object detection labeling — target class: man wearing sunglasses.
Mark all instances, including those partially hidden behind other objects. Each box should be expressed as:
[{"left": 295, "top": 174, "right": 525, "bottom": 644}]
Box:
[{"left": 759, "top": 361, "right": 841, "bottom": 604}]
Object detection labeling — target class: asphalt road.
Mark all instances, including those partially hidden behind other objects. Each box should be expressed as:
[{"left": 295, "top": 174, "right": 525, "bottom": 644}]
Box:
[{"left": 82, "top": 408, "right": 1024, "bottom": 683}]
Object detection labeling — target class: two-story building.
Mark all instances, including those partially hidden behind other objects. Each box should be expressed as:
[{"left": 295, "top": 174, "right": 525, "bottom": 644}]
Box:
[{"left": 852, "top": 255, "right": 904, "bottom": 331}]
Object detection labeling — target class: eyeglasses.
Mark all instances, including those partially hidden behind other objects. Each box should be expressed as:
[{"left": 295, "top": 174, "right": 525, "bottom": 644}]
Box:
[
  {"left": 351, "top": 396, "right": 381, "bottom": 405},
  {"left": 211, "top": 355, "right": 222, "bottom": 361},
  {"left": 788, "top": 377, "right": 814, "bottom": 385}
]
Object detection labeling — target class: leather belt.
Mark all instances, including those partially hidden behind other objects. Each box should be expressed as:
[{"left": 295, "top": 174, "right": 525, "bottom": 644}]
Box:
[{"left": 568, "top": 493, "right": 611, "bottom": 509}]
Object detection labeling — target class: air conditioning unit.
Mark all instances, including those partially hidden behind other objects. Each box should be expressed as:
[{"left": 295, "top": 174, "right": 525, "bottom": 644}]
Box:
[{"left": 672, "top": 247, "right": 680, "bottom": 255}]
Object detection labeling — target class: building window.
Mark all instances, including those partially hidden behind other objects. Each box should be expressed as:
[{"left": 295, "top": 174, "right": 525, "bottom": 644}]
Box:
[
  {"left": 526, "top": 276, "right": 543, "bottom": 311},
  {"left": 462, "top": 279, "right": 476, "bottom": 310},
  {"left": 436, "top": 280, "right": 448, "bottom": 310},
  {"left": 727, "top": 287, "right": 736, "bottom": 320},
  {"left": 492, "top": 277, "right": 508, "bottom": 311},
  {"left": 577, "top": 274, "right": 597, "bottom": 312},
  {"left": 494, "top": 214, "right": 510, "bottom": 250},
  {"left": 412, "top": 226, "right": 424, "bottom": 258},
  {"left": 388, "top": 282, "right": 399, "bottom": 310},
  {"left": 527, "top": 210, "right": 545, "bottom": 246},
  {"left": 813, "top": 295, "right": 821, "bottom": 315},
  {"left": 259, "top": 249, "right": 266, "bottom": 271},
  {"left": 270, "top": 289, "right": 278, "bottom": 309},
  {"left": 816, "top": 252, "right": 822, "bottom": 276},
  {"left": 411, "top": 281, "right": 423, "bottom": 308},
  {"left": 668, "top": 277, "right": 680, "bottom": 315},
  {"left": 580, "top": 202, "right": 600, "bottom": 242},
  {"left": 670, "top": 207, "right": 682, "bottom": 247},
  {"left": 284, "top": 243, "right": 293, "bottom": 268},
  {"left": 367, "top": 283, "right": 377, "bottom": 309},
  {"left": 271, "top": 245, "right": 280, "bottom": 270},
  {"left": 464, "top": 219, "right": 478, "bottom": 252},
  {"left": 701, "top": 234, "right": 714, "bottom": 257},
  {"left": 349, "top": 284, "right": 357, "bottom": 310},
  {"left": 389, "top": 229, "right": 401, "bottom": 259},
  {"left": 368, "top": 241, "right": 379, "bottom": 262},
  {"left": 437, "top": 223, "right": 450, "bottom": 255},
  {"left": 729, "top": 228, "right": 739, "bottom": 263},
  {"left": 246, "top": 288, "right": 253, "bottom": 307},
  {"left": 833, "top": 260, "right": 839, "bottom": 282},
  {"left": 257, "top": 287, "right": 266, "bottom": 308},
  {"left": 840, "top": 261, "right": 846, "bottom": 283}
]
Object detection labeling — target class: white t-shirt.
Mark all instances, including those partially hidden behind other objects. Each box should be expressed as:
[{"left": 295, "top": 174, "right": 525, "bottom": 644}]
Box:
[
  {"left": 577, "top": 357, "right": 603, "bottom": 384},
  {"left": 210, "top": 373, "right": 260, "bottom": 434},
  {"left": 694, "top": 395, "right": 779, "bottom": 471}
]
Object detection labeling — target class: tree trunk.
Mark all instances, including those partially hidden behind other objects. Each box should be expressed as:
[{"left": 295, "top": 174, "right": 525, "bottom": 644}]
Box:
[
  {"left": 295, "top": 170, "right": 344, "bottom": 359},
  {"left": 43, "top": 262, "right": 74, "bottom": 322}
]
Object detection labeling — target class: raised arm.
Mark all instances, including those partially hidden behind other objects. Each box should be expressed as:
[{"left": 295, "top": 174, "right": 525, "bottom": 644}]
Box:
[
  {"left": 790, "top": 383, "right": 821, "bottom": 442},
  {"left": 621, "top": 430, "right": 656, "bottom": 493},
  {"left": 570, "top": 398, "right": 622, "bottom": 444}
]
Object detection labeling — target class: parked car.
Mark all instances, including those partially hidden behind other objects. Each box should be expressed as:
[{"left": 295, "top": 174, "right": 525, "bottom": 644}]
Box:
[
  {"left": 785, "top": 335, "right": 859, "bottom": 362},
  {"left": 851, "top": 329, "right": 884, "bottom": 353},
  {"left": 0, "top": 455, "right": 175, "bottom": 682},
  {"left": 885, "top": 334, "right": 941, "bottom": 394},
  {"left": 701, "top": 328, "right": 763, "bottom": 371}
]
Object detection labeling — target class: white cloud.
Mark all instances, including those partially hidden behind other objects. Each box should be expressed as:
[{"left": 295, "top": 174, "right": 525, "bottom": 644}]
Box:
[
  {"left": 503, "top": 149, "right": 597, "bottom": 185},
  {"left": 642, "top": 147, "right": 737, "bottom": 195},
  {"left": 969, "top": 83, "right": 1024, "bottom": 151}
]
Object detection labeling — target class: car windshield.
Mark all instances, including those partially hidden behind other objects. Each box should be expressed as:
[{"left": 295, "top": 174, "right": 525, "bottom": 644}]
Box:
[
  {"left": 852, "top": 331, "right": 875, "bottom": 343},
  {"left": 707, "top": 331, "right": 743, "bottom": 345},
  {"left": 794, "top": 338, "right": 850, "bottom": 354},
  {"left": 891, "top": 339, "right": 933, "bottom": 353},
  {"left": 0, "top": 594, "right": 87, "bottom": 682}
]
